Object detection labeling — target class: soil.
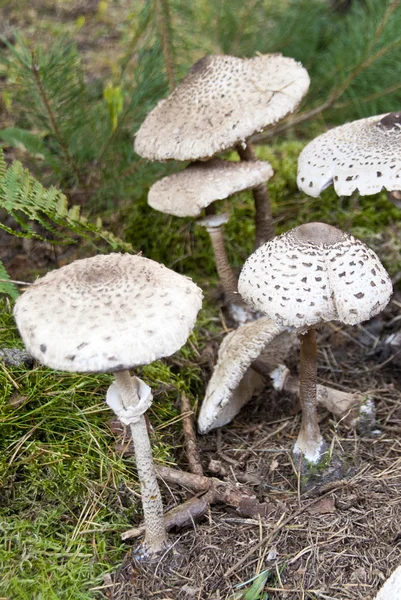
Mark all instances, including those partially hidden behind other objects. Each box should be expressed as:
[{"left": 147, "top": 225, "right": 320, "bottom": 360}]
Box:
[{"left": 105, "top": 295, "right": 401, "bottom": 600}]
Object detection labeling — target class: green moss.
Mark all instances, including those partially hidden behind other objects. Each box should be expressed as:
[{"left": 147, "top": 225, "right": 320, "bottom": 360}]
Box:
[{"left": 0, "top": 296, "right": 210, "bottom": 599}]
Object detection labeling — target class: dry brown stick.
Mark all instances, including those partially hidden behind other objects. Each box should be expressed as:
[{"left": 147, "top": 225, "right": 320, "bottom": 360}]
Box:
[
  {"left": 156, "top": 465, "right": 210, "bottom": 492},
  {"left": 121, "top": 495, "right": 211, "bottom": 540},
  {"left": 121, "top": 465, "right": 268, "bottom": 540},
  {"left": 181, "top": 392, "right": 204, "bottom": 476}
]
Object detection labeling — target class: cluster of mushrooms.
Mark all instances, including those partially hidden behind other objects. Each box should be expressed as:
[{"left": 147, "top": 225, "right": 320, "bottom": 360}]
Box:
[{"left": 12, "top": 53, "right": 401, "bottom": 561}]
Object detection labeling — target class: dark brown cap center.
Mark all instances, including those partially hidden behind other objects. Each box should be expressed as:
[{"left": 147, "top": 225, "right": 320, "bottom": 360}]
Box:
[
  {"left": 378, "top": 112, "right": 401, "bottom": 130},
  {"left": 293, "top": 222, "right": 346, "bottom": 246}
]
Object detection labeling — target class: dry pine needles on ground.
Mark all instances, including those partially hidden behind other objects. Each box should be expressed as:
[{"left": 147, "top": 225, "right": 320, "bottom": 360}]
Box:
[{"left": 105, "top": 297, "right": 401, "bottom": 600}]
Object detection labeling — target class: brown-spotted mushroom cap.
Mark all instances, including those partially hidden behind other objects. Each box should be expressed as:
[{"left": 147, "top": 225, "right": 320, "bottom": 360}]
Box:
[
  {"left": 135, "top": 54, "right": 310, "bottom": 161},
  {"left": 238, "top": 222, "right": 392, "bottom": 328},
  {"left": 14, "top": 254, "right": 203, "bottom": 373},
  {"left": 198, "top": 317, "right": 287, "bottom": 433},
  {"left": 148, "top": 158, "right": 274, "bottom": 217},
  {"left": 297, "top": 112, "right": 401, "bottom": 197}
]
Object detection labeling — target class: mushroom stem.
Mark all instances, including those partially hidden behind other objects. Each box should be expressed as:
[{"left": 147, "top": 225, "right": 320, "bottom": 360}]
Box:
[
  {"left": 113, "top": 370, "right": 167, "bottom": 553},
  {"left": 236, "top": 141, "right": 274, "bottom": 247},
  {"left": 206, "top": 226, "right": 239, "bottom": 303},
  {"left": 296, "top": 328, "right": 324, "bottom": 463}
]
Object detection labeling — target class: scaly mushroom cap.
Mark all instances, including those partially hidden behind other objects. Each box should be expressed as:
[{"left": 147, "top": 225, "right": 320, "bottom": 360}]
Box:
[
  {"left": 238, "top": 222, "right": 392, "bottom": 328},
  {"left": 135, "top": 54, "right": 310, "bottom": 161},
  {"left": 297, "top": 112, "right": 401, "bottom": 197},
  {"left": 148, "top": 158, "right": 274, "bottom": 217},
  {"left": 198, "top": 317, "right": 288, "bottom": 434},
  {"left": 14, "top": 254, "right": 203, "bottom": 373}
]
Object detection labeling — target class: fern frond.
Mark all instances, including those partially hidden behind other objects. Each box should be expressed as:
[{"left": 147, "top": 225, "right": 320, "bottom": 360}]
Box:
[
  {"left": 0, "top": 261, "right": 19, "bottom": 300},
  {"left": 0, "top": 148, "right": 132, "bottom": 251}
]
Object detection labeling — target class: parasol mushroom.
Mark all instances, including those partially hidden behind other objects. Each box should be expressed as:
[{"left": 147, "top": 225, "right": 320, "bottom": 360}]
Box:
[
  {"left": 238, "top": 222, "right": 392, "bottom": 463},
  {"left": 297, "top": 111, "right": 401, "bottom": 198},
  {"left": 13, "top": 253, "right": 203, "bottom": 555},
  {"left": 136, "top": 53, "right": 310, "bottom": 246}
]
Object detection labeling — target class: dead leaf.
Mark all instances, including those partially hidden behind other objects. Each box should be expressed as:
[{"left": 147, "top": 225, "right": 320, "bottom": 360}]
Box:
[{"left": 307, "top": 496, "right": 336, "bottom": 515}]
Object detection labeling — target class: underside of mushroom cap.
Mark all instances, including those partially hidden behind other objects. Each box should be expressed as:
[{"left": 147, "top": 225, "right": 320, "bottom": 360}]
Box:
[
  {"left": 148, "top": 158, "right": 274, "bottom": 217},
  {"left": 135, "top": 54, "right": 310, "bottom": 161},
  {"left": 238, "top": 222, "right": 392, "bottom": 328},
  {"left": 14, "top": 254, "right": 203, "bottom": 373},
  {"left": 297, "top": 112, "right": 401, "bottom": 197},
  {"left": 198, "top": 317, "right": 287, "bottom": 433}
]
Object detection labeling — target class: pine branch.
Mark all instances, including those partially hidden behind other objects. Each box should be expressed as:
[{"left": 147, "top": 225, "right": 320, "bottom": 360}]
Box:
[{"left": 30, "top": 52, "right": 87, "bottom": 192}]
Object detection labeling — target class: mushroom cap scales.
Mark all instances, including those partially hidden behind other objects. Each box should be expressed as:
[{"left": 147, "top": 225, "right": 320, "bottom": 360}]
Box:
[
  {"left": 238, "top": 223, "right": 392, "bottom": 328},
  {"left": 135, "top": 54, "right": 310, "bottom": 161},
  {"left": 297, "top": 112, "right": 401, "bottom": 197},
  {"left": 14, "top": 254, "right": 203, "bottom": 373},
  {"left": 148, "top": 158, "right": 274, "bottom": 217}
]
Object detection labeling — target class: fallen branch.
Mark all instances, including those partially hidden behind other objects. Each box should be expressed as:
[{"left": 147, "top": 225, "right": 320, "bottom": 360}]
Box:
[
  {"left": 121, "top": 465, "right": 269, "bottom": 541},
  {"left": 181, "top": 393, "right": 204, "bottom": 476}
]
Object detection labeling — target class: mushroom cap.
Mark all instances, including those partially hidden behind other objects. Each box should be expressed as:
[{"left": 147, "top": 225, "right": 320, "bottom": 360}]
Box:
[
  {"left": 148, "top": 158, "right": 274, "bottom": 217},
  {"left": 198, "top": 317, "right": 287, "bottom": 434},
  {"left": 14, "top": 254, "right": 203, "bottom": 373},
  {"left": 238, "top": 222, "right": 392, "bottom": 328},
  {"left": 135, "top": 54, "right": 310, "bottom": 161},
  {"left": 297, "top": 112, "right": 401, "bottom": 197}
]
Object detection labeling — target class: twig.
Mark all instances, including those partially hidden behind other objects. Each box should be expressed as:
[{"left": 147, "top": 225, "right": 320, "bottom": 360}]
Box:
[
  {"left": 121, "top": 464, "right": 269, "bottom": 541},
  {"left": 254, "top": 7, "right": 401, "bottom": 143},
  {"left": 181, "top": 393, "right": 204, "bottom": 476},
  {"left": 121, "top": 495, "right": 210, "bottom": 540}
]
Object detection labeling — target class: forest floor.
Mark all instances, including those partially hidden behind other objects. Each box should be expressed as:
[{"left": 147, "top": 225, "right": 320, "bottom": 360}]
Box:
[
  {"left": 2, "top": 231, "right": 401, "bottom": 599},
  {"left": 1, "top": 2, "right": 401, "bottom": 600},
  {"left": 112, "top": 298, "right": 401, "bottom": 600}
]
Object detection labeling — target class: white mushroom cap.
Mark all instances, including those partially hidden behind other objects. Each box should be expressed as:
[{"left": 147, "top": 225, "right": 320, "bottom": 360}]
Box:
[
  {"left": 14, "top": 254, "right": 203, "bottom": 373},
  {"left": 148, "top": 158, "right": 274, "bottom": 217},
  {"left": 198, "top": 317, "right": 287, "bottom": 434},
  {"left": 238, "top": 222, "right": 392, "bottom": 328},
  {"left": 375, "top": 565, "right": 401, "bottom": 600},
  {"left": 135, "top": 54, "right": 310, "bottom": 161},
  {"left": 297, "top": 112, "right": 401, "bottom": 197}
]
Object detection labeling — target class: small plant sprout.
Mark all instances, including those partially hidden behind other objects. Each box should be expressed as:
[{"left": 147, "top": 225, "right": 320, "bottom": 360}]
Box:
[
  {"left": 148, "top": 158, "right": 273, "bottom": 323},
  {"left": 297, "top": 112, "right": 401, "bottom": 198},
  {"left": 13, "top": 253, "right": 203, "bottom": 555},
  {"left": 238, "top": 222, "right": 392, "bottom": 464},
  {"left": 135, "top": 54, "right": 310, "bottom": 246}
]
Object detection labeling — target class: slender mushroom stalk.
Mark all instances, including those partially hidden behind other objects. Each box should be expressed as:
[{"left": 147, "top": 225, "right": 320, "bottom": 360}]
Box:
[
  {"left": 238, "top": 222, "right": 393, "bottom": 466},
  {"left": 197, "top": 214, "right": 238, "bottom": 304},
  {"left": 296, "top": 328, "right": 323, "bottom": 461},
  {"left": 147, "top": 158, "right": 273, "bottom": 319},
  {"left": 113, "top": 371, "right": 167, "bottom": 553},
  {"left": 236, "top": 142, "right": 274, "bottom": 246},
  {"left": 270, "top": 364, "right": 367, "bottom": 422}
]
